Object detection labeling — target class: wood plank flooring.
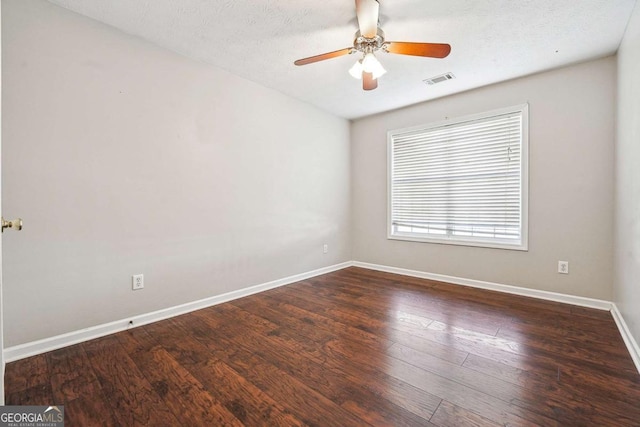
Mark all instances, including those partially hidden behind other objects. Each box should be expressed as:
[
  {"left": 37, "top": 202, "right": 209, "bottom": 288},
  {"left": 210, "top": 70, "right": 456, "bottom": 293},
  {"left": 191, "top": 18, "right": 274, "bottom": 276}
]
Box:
[{"left": 5, "top": 267, "right": 640, "bottom": 426}]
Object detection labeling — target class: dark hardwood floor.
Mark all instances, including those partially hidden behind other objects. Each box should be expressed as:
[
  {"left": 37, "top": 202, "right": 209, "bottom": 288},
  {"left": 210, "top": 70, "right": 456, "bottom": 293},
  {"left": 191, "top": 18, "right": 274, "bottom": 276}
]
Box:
[{"left": 5, "top": 267, "right": 640, "bottom": 426}]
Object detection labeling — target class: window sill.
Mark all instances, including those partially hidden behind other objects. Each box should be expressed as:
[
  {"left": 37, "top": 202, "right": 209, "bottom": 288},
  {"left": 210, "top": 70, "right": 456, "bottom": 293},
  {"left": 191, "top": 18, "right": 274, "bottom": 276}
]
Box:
[{"left": 387, "top": 233, "right": 528, "bottom": 251}]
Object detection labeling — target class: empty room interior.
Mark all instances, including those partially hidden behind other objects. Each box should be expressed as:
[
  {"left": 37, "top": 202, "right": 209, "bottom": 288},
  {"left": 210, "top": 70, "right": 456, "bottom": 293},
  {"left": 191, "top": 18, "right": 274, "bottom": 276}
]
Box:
[{"left": 2, "top": 0, "right": 640, "bottom": 425}]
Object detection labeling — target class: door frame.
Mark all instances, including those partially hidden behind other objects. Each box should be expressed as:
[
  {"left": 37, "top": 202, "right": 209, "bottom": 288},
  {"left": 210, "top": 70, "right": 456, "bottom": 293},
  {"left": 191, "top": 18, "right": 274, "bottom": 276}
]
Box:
[{"left": 1, "top": 0, "right": 6, "bottom": 405}]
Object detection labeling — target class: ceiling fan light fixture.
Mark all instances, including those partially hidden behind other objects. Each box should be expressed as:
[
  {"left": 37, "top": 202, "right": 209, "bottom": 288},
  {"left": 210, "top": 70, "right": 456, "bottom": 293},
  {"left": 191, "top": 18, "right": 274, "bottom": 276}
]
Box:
[
  {"left": 362, "top": 52, "right": 386, "bottom": 79},
  {"left": 372, "top": 64, "right": 387, "bottom": 79},
  {"left": 349, "top": 60, "right": 364, "bottom": 79}
]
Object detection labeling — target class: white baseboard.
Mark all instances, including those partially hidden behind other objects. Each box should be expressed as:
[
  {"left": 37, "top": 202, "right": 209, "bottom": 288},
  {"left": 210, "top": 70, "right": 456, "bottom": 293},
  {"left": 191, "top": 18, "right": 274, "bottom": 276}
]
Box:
[
  {"left": 352, "top": 261, "right": 613, "bottom": 311},
  {"left": 610, "top": 303, "right": 640, "bottom": 373},
  {"left": 3, "top": 262, "right": 351, "bottom": 363}
]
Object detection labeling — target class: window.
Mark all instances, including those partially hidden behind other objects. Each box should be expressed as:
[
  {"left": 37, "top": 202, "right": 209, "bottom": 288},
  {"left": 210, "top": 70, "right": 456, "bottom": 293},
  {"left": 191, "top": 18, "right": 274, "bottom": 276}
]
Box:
[{"left": 388, "top": 104, "right": 528, "bottom": 250}]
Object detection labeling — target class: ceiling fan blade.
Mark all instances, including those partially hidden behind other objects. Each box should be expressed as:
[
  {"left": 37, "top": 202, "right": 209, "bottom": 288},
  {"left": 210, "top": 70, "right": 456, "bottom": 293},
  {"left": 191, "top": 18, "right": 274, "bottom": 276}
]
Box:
[
  {"left": 294, "top": 48, "right": 353, "bottom": 66},
  {"left": 363, "top": 72, "right": 378, "bottom": 91},
  {"left": 384, "top": 42, "right": 451, "bottom": 58},
  {"left": 356, "top": 0, "right": 379, "bottom": 38}
]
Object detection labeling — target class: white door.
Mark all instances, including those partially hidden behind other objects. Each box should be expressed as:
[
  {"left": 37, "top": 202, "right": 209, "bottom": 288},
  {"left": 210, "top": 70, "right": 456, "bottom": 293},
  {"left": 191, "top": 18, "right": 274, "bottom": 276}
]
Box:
[
  {"left": 1, "top": 1, "right": 5, "bottom": 404},
  {"left": 0, "top": 3, "right": 24, "bottom": 406},
  {"left": 1, "top": 1, "right": 5, "bottom": 405}
]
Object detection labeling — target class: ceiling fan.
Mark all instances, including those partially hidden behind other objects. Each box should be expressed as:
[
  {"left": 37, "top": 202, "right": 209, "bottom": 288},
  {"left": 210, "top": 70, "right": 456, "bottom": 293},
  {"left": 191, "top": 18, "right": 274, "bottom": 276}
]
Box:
[{"left": 294, "top": 0, "right": 451, "bottom": 91}]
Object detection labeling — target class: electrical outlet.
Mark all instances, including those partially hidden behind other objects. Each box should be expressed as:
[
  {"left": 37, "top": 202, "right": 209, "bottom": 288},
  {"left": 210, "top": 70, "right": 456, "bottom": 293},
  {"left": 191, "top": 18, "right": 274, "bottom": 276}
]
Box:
[
  {"left": 323, "top": 244, "right": 328, "bottom": 254},
  {"left": 558, "top": 261, "right": 569, "bottom": 274},
  {"left": 132, "top": 274, "right": 144, "bottom": 290}
]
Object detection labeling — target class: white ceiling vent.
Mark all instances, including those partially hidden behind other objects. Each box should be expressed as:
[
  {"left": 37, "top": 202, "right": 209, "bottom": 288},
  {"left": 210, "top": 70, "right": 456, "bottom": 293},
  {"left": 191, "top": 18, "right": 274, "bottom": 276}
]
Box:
[{"left": 423, "top": 72, "right": 455, "bottom": 85}]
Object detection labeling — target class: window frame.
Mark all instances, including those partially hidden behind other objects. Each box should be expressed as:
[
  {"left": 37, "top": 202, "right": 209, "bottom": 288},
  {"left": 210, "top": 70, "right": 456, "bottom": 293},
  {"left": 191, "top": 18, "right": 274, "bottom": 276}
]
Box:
[{"left": 387, "top": 104, "right": 529, "bottom": 251}]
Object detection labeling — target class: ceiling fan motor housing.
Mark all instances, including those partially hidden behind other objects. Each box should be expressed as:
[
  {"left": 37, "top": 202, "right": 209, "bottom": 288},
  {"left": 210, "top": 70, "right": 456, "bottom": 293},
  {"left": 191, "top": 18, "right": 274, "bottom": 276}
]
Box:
[{"left": 353, "top": 28, "right": 386, "bottom": 54}]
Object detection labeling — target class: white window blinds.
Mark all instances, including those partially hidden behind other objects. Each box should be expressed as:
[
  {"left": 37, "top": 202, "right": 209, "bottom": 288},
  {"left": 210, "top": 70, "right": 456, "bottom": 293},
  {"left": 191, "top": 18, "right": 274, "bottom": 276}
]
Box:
[{"left": 388, "top": 105, "right": 528, "bottom": 250}]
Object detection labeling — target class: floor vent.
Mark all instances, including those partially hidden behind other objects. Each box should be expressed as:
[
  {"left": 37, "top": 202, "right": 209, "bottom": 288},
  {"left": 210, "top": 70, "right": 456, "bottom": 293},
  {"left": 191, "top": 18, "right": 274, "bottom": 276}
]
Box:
[{"left": 423, "top": 72, "right": 455, "bottom": 85}]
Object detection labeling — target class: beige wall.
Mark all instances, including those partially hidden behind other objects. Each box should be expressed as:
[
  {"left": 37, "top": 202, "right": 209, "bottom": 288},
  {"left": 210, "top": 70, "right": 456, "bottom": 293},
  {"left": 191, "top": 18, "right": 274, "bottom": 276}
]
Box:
[
  {"left": 615, "top": 2, "right": 640, "bottom": 343},
  {"left": 351, "top": 57, "right": 616, "bottom": 300},
  {"left": 1, "top": 0, "right": 351, "bottom": 347}
]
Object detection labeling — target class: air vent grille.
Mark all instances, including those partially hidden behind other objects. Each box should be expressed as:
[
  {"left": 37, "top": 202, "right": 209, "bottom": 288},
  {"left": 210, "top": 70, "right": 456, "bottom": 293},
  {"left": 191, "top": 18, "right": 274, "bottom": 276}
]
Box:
[{"left": 423, "top": 72, "right": 455, "bottom": 85}]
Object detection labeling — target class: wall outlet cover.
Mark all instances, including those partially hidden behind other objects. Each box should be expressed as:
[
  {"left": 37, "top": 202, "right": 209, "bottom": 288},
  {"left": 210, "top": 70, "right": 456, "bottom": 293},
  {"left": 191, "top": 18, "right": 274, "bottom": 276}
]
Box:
[
  {"left": 132, "top": 274, "right": 144, "bottom": 290},
  {"left": 558, "top": 261, "right": 569, "bottom": 274}
]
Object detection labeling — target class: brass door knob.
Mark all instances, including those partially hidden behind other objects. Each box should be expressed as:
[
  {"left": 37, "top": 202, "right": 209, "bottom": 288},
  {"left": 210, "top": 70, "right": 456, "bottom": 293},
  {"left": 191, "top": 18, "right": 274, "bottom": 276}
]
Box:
[{"left": 1, "top": 217, "right": 23, "bottom": 233}]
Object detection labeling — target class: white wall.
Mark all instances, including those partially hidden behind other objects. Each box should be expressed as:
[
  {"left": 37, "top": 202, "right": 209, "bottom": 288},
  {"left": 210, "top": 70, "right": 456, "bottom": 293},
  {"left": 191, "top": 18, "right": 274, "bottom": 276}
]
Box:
[
  {"left": 1, "top": 0, "right": 350, "bottom": 347},
  {"left": 1, "top": 0, "right": 627, "bottom": 352},
  {"left": 352, "top": 57, "right": 616, "bottom": 300},
  {"left": 615, "top": 2, "right": 640, "bottom": 343}
]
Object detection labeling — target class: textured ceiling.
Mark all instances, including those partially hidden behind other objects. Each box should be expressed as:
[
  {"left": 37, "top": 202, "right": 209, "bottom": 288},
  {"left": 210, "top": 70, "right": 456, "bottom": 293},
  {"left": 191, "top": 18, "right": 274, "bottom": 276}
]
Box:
[{"left": 47, "top": 0, "right": 637, "bottom": 119}]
